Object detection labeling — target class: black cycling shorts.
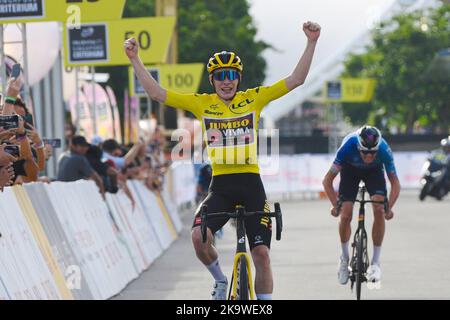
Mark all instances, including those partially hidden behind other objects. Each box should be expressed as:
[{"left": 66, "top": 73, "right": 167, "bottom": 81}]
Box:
[
  {"left": 339, "top": 165, "right": 387, "bottom": 202},
  {"left": 192, "top": 173, "right": 272, "bottom": 250}
]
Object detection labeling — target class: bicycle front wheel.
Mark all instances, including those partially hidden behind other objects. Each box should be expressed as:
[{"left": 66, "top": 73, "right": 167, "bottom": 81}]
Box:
[
  {"left": 355, "top": 231, "right": 364, "bottom": 300},
  {"left": 237, "top": 255, "right": 249, "bottom": 300}
]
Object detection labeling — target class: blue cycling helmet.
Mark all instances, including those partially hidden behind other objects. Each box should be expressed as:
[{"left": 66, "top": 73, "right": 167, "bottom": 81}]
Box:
[{"left": 357, "top": 125, "right": 382, "bottom": 151}]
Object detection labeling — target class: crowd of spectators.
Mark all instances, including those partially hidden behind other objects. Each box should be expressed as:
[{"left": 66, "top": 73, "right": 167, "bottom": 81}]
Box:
[
  {"left": 0, "top": 77, "right": 53, "bottom": 190},
  {"left": 56, "top": 125, "right": 170, "bottom": 203},
  {"left": 0, "top": 73, "right": 171, "bottom": 203}
]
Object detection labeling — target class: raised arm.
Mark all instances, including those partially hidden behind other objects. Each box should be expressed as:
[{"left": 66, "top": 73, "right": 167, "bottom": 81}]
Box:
[
  {"left": 285, "top": 21, "right": 321, "bottom": 91},
  {"left": 2, "top": 78, "right": 21, "bottom": 115},
  {"left": 26, "top": 125, "right": 46, "bottom": 171},
  {"left": 124, "top": 140, "right": 144, "bottom": 167},
  {"left": 124, "top": 38, "right": 167, "bottom": 103}
]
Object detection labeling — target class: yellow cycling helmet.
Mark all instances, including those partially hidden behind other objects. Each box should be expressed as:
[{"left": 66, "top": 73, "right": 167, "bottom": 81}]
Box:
[{"left": 207, "top": 51, "right": 243, "bottom": 74}]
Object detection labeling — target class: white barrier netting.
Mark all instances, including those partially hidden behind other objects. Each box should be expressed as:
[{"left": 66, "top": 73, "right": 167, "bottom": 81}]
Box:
[
  {"left": 0, "top": 178, "right": 182, "bottom": 300},
  {"left": 0, "top": 152, "right": 427, "bottom": 299},
  {"left": 170, "top": 152, "right": 429, "bottom": 203}
]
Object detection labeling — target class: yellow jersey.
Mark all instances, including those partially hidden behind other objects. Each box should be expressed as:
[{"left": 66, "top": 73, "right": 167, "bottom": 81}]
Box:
[{"left": 165, "top": 79, "right": 290, "bottom": 176}]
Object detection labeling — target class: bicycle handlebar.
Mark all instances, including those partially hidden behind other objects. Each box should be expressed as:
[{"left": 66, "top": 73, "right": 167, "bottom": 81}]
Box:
[
  {"left": 200, "top": 202, "right": 283, "bottom": 243},
  {"left": 336, "top": 197, "right": 389, "bottom": 216}
]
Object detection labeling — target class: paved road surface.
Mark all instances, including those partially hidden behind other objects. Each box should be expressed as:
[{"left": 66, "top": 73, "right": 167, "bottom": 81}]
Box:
[{"left": 113, "top": 190, "right": 450, "bottom": 300}]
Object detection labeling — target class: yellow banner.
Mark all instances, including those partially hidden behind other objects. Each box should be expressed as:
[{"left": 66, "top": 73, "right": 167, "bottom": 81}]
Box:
[
  {"left": 129, "top": 63, "right": 204, "bottom": 96},
  {"left": 63, "top": 17, "right": 176, "bottom": 67},
  {"left": 155, "top": 195, "right": 178, "bottom": 240},
  {"left": 0, "top": 0, "right": 125, "bottom": 23},
  {"left": 326, "top": 78, "right": 376, "bottom": 103},
  {"left": 12, "top": 186, "right": 74, "bottom": 300}
]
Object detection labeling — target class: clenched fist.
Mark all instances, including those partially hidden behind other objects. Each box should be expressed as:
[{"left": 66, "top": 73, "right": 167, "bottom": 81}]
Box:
[
  {"left": 124, "top": 38, "right": 139, "bottom": 59},
  {"left": 303, "top": 21, "right": 321, "bottom": 42}
]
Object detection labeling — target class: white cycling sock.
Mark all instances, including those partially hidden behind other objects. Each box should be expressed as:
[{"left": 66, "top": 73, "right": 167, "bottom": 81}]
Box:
[
  {"left": 256, "top": 293, "right": 272, "bottom": 300},
  {"left": 206, "top": 259, "right": 227, "bottom": 282},
  {"left": 341, "top": 241, "right": 350, "bottom": 261},
  {"left": 372, "top": 246, "right": 382, "bottom": 265}
]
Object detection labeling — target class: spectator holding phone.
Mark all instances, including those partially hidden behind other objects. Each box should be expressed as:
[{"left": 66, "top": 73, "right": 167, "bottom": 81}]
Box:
[
  {"left": 2, "top": 76, "right": 21, "bottom": 116},
  {"left": 12, "top": 97, "right": 46, "bottom": 173},
  {"left": 1, "top": 74, "right": 48, "bottom": 183}
]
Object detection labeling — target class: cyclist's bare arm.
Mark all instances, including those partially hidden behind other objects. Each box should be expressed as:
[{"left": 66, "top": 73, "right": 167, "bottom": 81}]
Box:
[
  {"left": 322, "top": 164, "right": 341, "bottom": 211},
  {"left": 386, "top": 173, "right": 400, "bottom": 218},
  {"left": 285, "top": 21, "right": 320, "bottom": 91},
  {"left": 124, "top": 37, "right": 167, "bottom": 103}
]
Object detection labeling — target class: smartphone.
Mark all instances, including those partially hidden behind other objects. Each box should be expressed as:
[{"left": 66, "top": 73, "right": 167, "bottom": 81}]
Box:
[
  {"left": 23, "top": 114, "right": 34, "bottom": 127},
  {"left": 11, "top": 63, "right": 21, "bottom": 78},
  {"left": 43, "top": 138, "right": 61, "bottom": 148},
  {"left": 0, "top": 115, "right": 20, "bottom": 130},
  {"left": 4, "top": 145, "right": 20, "bottom": 157}
]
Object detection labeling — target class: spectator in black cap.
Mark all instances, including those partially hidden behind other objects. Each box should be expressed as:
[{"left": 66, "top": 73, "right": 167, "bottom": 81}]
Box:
[{"left": 57, "top": 135, "right": 105, "bottom": 196}]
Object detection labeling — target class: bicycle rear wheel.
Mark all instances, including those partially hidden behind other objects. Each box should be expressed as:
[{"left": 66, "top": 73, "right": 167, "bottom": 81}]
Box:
[{"left": 237, "top": 255, "right": 249, "bottom": 300}]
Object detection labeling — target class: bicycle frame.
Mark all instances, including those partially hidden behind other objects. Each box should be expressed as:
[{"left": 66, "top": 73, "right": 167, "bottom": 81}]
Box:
[
  {"left": 231, "top": 206, "right": 255, "bottom": 300},
  {"left": 200, "top": 203, "right": 282, "bottom": 300}
]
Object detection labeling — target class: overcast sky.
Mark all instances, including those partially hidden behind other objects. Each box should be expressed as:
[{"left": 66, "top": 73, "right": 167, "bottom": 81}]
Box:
[{"left": 248, "top": 0, "right": 396, "bottom": 86}]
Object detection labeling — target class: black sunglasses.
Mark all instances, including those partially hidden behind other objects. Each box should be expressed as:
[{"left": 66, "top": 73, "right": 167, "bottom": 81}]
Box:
[{"left": 212, "top": 69, "right": 240, "bottom": 81}]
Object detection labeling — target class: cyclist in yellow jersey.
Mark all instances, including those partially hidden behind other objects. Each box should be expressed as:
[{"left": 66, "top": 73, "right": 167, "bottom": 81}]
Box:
[{"left": 125, "top": 21, "right": 321, "bottom": 300}]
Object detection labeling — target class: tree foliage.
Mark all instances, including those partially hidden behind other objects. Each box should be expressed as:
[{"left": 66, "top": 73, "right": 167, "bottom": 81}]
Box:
[
  {"left": 177, "top": 0, "right": 269, "bottom": 92},
  {"left": 341, "top": 2, "right": 450, "bottom": 133},
  {"left": 97, "top": 0, "right": 270, "bottom": 132}
]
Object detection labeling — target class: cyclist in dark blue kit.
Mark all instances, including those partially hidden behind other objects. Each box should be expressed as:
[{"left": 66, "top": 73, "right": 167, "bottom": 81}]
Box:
[{"left": 322, "top": 126, "right": 401, "bottom": 285}]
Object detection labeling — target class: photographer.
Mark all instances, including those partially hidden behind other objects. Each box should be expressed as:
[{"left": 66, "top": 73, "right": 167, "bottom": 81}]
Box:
[
  {"left": 1, "top": 77, "right": 41, "bottom": 184},
  {"left": 1, "top": 116, "right": 39, "bottom": 184},
  {"left": 13, "top": 97, "right": 46, "bottom": 172}
]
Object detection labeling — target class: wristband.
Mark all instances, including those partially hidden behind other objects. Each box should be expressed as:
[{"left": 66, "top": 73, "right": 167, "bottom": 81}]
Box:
[
  {"left": 5, "top": 96, "right": 16, "bottom": 104},
  {"left": 35, "top": 141, "right": 45, "bottom": 148}
]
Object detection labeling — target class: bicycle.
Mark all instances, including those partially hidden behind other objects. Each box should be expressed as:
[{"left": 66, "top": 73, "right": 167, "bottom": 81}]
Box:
[
  {"left": 337, "top": 184, "right": 387, "bottom": 300},
  {"left": 200, "top": 203, "right": 282, "bottom": 300}
]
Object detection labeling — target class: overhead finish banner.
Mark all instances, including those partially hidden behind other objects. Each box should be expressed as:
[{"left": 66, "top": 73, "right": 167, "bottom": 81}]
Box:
[
  {"left": 0, "top": 0, "right": 126, "bottom": 23},
  {"left": 63, "top": 17, "right": 176, "bottom": 67},
  {"left": 129, "top": 63, "right": 204, "bottom": 96}
]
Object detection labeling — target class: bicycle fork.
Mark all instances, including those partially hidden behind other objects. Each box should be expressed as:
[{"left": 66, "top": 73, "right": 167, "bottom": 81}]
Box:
[{"left": 229, "top": 207, "right": 255, "bottom": 300}]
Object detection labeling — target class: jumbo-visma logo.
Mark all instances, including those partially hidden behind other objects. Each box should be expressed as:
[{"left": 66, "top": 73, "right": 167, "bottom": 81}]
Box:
[{"left": 229, "top": 98, "right": 254, "bottom": 114}]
